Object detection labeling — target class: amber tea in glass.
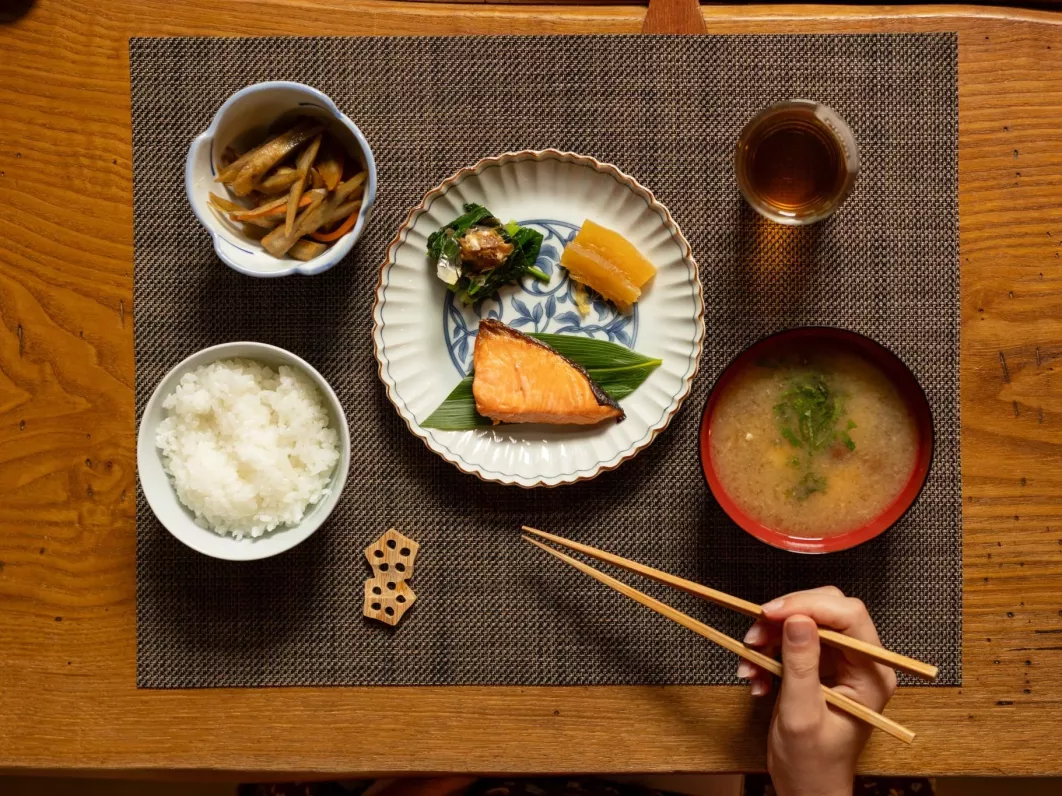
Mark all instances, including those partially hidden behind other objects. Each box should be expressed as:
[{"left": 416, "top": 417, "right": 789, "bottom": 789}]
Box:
[{"left": 735, "top": 100, "right": 860, "bottom": 225}]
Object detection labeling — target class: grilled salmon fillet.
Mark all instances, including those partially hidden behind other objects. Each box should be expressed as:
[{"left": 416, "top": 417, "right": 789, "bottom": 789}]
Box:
[{"left": 472, "top": 319, "right": 624, "bottom": 425}]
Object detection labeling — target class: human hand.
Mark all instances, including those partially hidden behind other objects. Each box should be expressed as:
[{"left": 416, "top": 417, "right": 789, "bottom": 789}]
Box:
[{"left": 738, "top": 586, "right": 898, "bottom": 796}]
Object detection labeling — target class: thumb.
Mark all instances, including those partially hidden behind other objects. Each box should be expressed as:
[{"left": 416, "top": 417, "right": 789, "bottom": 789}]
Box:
[{"left": 778, "top": 615, "right": 825, "bottom": 720}]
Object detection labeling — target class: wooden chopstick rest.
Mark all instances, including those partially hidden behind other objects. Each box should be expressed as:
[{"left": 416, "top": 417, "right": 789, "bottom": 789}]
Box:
[
  {"left": 363, "top": 528, "right": 420, "bottom": 626},
  {"left": 365, "top": 527, "right": 420, "bottom": 580},
  {"left": 364, "top": 577, "right": 416, "bottom": 627}
]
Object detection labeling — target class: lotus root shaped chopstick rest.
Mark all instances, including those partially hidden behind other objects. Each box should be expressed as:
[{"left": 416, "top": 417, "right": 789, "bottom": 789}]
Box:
[
  {"left": 364, "top": 577, "right": 416, "bottom": 626},
  {"left": 363, "top": 528, "right": 420, "bottom": 626}
]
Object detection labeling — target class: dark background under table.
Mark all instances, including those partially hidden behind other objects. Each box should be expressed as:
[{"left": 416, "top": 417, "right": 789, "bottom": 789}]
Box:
[{"left": 131, "top": 33, "right": 960, "bottom": 688}]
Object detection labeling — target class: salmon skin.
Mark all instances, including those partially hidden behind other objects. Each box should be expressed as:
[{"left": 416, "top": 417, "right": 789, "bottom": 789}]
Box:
[{"left": 472, "top": 319, "right": 624, "bottom": 426}]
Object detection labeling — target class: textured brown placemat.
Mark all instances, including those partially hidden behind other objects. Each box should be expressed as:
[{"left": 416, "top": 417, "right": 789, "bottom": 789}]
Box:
[{"left": 131, "top": 33, "right": 960, "bottom": 688}]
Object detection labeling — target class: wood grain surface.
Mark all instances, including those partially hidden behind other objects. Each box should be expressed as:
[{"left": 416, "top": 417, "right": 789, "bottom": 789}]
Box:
[
  {"left": 643, "top": 0, "right": 708, "bottom": 32},
  {"left": 2, "top": 0, "right": 1062, "bottom": 779}
]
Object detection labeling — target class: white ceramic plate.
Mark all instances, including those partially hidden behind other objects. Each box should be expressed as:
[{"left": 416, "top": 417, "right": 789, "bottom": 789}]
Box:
[
  {"left": 372, "top": 150, "right": 704, "bottom": 488},
  {"left": 137, "top": 342, "right": 351, "bottom": 560}
]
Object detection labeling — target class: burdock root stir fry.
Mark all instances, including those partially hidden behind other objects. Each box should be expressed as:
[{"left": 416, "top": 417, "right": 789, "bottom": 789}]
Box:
[{"left": 209, "top": 118, "right": 367, "bottom": 261}]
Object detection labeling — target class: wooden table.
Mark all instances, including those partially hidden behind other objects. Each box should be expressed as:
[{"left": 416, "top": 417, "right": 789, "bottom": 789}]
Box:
[{"left": 2, "top": 0, "right": 1062, "bottom": 779}]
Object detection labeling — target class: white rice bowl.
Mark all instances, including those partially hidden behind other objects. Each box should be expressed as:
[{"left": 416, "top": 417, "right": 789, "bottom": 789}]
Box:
[{"left": 154, "top": 358, "right": 340, "bottom": 539}]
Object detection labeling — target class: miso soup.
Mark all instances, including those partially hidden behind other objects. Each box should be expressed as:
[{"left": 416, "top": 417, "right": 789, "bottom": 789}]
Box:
[{"left": 709, "top": 345, "right": 919, "bottom": 537}]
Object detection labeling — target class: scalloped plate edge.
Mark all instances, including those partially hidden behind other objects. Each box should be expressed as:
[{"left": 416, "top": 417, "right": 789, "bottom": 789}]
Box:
[{"left": 371, "top": 149, "right": 705, "bottom": 488}]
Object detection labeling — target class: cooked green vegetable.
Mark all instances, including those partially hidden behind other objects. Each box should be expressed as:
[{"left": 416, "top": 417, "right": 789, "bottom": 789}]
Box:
[
  {"left": 422, "top": 333, "right": 661, "bottom": 430},
  {"left": 791, "top": 471, "right": 828, "bottom": 501},
  {"left": 428, "top": 203, "right": 548, "bottom": 304},
  {"left": 773, "top": 373, "right": 856, "bottom": 501}
]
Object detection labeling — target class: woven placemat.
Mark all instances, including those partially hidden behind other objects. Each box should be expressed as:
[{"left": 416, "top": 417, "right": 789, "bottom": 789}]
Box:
[{"left": 131, "top": 33, "right": 960, "bottom": 688}]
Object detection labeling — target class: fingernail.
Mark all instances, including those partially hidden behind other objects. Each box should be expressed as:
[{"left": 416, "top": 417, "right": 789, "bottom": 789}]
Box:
[
  {"left": 737, "top": 661, "right": 754, "bottom": 679},
  {"left": 743, "top": 624, "right": 764, "bottom": 644},
  {"left": 751, "top": 681, "right": 767, "bottom": 697},
  {"left": 761, "top": 598, "right": 785, "bottom": 614},
  {"left": 785, "top": 617, "right": 815, "bottom": 644}
]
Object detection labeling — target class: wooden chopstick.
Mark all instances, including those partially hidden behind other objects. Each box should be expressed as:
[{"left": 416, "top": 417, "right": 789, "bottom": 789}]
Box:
[
  {"left": 522, "top": 526, "right": 938, "bottom": 682},
  {"left": 523, "top": 535, "right": 915, "bottom": 745}
]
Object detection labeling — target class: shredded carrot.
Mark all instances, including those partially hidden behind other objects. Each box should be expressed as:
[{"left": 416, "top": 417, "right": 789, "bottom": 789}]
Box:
[{"left": 310, "top": 207, "right": 360, "bottom": 242}]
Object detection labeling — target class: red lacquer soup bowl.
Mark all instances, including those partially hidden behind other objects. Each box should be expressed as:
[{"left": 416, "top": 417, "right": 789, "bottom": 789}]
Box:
[{"left": 698, "top": 327, "right": 934, "bottom": 554}]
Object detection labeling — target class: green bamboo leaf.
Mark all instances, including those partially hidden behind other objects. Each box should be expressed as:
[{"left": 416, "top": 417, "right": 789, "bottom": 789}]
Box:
[
  {"left": 421, "top": 335, "right": 662, "bottom": 430},
  {"left": 529, "top": 333, "right": 652, "bottom": 369},
  {"left": 588, "top": 362, "right": 662, "bottom": 401},
  {"left": 421, "top": 377, "right": 490, "bottom": 430}
]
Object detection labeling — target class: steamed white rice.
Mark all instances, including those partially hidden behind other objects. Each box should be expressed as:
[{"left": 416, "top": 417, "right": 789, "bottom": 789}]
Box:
[{"left": 155, "top": 358, "right": 340, "bottom": 539}]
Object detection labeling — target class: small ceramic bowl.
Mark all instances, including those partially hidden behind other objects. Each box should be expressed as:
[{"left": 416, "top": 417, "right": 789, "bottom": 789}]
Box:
[
  {"left": 137, "top": 342, "right": 351, "bottom": 561},
  {"left": 185, "top": 81, "right": 377, "bottom": 277},
  {"left": 698, "top": 327, "right": 934, "bottom": 554}
]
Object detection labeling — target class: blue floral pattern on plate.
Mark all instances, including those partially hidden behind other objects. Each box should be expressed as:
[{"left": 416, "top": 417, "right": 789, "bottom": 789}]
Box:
[{"left": 442, "top": 219, "right": 639, "bottom": 375}]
